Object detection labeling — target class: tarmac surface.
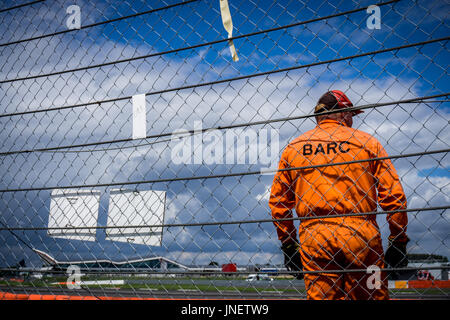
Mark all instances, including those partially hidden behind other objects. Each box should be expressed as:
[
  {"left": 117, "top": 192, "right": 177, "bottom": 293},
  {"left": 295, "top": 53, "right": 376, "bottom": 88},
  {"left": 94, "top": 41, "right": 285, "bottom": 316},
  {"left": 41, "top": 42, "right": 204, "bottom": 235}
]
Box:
[{"left": 1, "top": 282, "right": 449, "bottom": 300}]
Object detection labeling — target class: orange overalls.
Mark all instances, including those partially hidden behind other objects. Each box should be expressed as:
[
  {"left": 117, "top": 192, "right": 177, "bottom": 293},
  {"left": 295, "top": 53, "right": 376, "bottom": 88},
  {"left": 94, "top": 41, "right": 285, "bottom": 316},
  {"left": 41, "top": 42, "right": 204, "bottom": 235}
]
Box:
[{"left": 269, "top": 119, "right": 408, "bottom": 300}]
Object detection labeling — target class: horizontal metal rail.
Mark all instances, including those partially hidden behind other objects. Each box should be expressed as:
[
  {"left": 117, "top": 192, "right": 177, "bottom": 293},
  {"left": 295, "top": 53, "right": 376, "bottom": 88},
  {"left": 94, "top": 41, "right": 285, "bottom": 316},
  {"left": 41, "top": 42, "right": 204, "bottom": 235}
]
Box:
[
  {"left": 0, "top": 93, "right": 447, "bottom": 155},
  {"left": 0, "top": 0, "right": 44, "bottom": 14},
  {"left": 0, "top": 0, "right": 400, "bottom": 83},
  {"left": 0, "top": 205, "right": 447, "bottom": 232},
  {"left": 0, "top": 148, "right": 447, "bottom": 193},
  {"left": 0, "top": 0, "right": 199, "bottom": 47}
]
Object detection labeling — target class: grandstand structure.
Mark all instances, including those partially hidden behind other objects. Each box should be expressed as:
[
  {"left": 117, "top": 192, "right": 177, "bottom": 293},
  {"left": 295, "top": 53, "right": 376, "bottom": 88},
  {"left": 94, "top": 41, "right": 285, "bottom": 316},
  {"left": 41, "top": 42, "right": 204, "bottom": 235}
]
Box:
[{"left": 33, "top": 249, "right": 190, "bottom": 272}]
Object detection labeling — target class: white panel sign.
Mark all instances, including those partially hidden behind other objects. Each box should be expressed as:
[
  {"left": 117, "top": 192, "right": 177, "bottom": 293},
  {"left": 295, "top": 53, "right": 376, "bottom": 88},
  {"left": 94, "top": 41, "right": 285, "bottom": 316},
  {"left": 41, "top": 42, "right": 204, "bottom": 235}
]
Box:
[
  {"left": 106, "top": 189, "right": 166, "bottom": 246},
  {"left": 132, "top": 94, "right": 147, "bottom": 139},
  {"left": 48, "top": 189, "right": 101, "bottom": 241}
]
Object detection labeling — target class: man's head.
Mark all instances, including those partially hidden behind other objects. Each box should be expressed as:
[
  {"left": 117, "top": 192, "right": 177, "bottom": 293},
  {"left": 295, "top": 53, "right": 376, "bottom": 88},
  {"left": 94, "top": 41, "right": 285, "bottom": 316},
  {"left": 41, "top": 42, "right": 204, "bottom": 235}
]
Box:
[{"left": 314, "top": 90, "right": 362, "bottom": 127}]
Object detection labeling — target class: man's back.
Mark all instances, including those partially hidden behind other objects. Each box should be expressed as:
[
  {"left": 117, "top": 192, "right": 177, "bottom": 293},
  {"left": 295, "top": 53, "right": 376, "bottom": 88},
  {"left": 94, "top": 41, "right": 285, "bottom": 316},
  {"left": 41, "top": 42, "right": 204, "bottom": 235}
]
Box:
[
  {"left": 272, "top": 117, "right": 407, "bottom": 219},
  {"left": 282, "top": 118, "right": 382, "bottom": 219}
]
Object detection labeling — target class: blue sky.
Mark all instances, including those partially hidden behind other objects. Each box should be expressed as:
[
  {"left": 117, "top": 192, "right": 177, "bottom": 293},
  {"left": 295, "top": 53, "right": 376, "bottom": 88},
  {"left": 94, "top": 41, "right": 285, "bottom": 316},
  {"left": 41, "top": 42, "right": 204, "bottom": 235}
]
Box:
[{"left": 0, "top": 0, "right": 448, "bottom": 268}]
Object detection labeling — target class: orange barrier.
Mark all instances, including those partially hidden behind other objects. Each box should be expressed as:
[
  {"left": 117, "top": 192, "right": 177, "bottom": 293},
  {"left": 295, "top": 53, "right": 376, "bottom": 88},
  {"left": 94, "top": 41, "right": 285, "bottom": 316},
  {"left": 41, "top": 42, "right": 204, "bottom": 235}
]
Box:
[
  {"left": 408, "top": 280, "right": 450, "bottom": 289},
  {"left": 0, "top": 291, "right": 160, "bottom": 300}
]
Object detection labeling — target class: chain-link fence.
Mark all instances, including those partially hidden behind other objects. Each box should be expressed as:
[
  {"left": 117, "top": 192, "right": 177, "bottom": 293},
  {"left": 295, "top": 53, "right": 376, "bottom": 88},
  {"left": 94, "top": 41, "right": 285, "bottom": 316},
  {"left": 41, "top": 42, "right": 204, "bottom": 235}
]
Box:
[{"left": 0, "top": 0, "right": 448, "bottom": 300}]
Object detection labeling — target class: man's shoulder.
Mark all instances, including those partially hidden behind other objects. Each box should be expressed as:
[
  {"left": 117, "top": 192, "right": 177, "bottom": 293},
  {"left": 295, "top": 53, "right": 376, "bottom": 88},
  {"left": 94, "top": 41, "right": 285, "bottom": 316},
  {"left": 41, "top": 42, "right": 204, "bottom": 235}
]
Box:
[
  {"left": 285, "top": 129, "right": 315, "bottom": 149},
  {"left": 284, "top": 126, "right": 381, "bottom": 151},
  {"left": 286, "top": 126, "right": 377, "bottom": 142},
  {"left": 349, "top": 127, "right": 380, "bottom": 144}
]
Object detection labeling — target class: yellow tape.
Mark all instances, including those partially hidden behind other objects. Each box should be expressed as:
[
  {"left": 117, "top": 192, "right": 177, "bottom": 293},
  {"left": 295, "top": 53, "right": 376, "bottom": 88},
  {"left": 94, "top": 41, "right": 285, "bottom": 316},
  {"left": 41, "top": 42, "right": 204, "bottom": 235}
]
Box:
[{"left": 220, "top": 0, "right": 239, "bottom": 62}]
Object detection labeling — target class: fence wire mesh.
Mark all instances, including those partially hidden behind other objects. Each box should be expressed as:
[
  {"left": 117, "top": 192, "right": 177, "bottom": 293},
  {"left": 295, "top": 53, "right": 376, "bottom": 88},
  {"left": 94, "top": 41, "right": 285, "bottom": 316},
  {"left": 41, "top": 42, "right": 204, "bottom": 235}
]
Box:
[{"left": 0, "top": 0, "right": 448, "bottom": 300}]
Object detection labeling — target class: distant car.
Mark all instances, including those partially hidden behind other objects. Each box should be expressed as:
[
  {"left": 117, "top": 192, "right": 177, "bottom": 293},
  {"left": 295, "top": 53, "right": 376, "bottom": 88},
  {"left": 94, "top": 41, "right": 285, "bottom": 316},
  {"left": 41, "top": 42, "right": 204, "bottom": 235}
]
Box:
[{"left": 245, "top": 274, "right": 273, "bottom": 282}]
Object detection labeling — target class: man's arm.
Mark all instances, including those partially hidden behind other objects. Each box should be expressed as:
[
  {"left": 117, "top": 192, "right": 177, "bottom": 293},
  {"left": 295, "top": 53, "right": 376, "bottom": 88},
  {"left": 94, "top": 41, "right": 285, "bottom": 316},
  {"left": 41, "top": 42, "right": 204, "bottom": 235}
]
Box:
[
  {"left": 373, "top": 142, "right": 408, "bottom": 243},
  {"left": 373, "top": 142, "right": 409, "bottom": 268},
  {"left": 269, "top": 147, "right": 297, "bottom": 244},
  {"left": 269, "top": 147, "right": 302, "bottom": 277}
]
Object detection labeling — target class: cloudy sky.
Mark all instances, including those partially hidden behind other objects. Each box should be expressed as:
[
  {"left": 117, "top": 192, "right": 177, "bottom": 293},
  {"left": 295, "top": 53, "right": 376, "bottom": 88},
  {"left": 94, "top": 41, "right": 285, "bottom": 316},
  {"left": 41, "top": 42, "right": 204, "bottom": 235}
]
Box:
[{"left": 0, "top": 0, "right": 448, "bottom": 268}]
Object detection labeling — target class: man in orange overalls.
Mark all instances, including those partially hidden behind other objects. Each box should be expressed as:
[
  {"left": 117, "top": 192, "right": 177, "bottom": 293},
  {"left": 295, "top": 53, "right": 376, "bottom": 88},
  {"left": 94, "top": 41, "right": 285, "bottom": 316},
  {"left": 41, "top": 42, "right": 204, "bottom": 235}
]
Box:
[{"left": 269, "top": 90, "right": 409, "bottom": 300}]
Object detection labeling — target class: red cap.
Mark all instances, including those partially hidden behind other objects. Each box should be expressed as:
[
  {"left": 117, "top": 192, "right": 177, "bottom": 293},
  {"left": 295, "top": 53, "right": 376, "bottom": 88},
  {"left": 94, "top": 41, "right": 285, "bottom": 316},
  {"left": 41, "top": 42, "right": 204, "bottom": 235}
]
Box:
[{"left": 314, "top": 90, "right": 363, "bottom": 115}]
